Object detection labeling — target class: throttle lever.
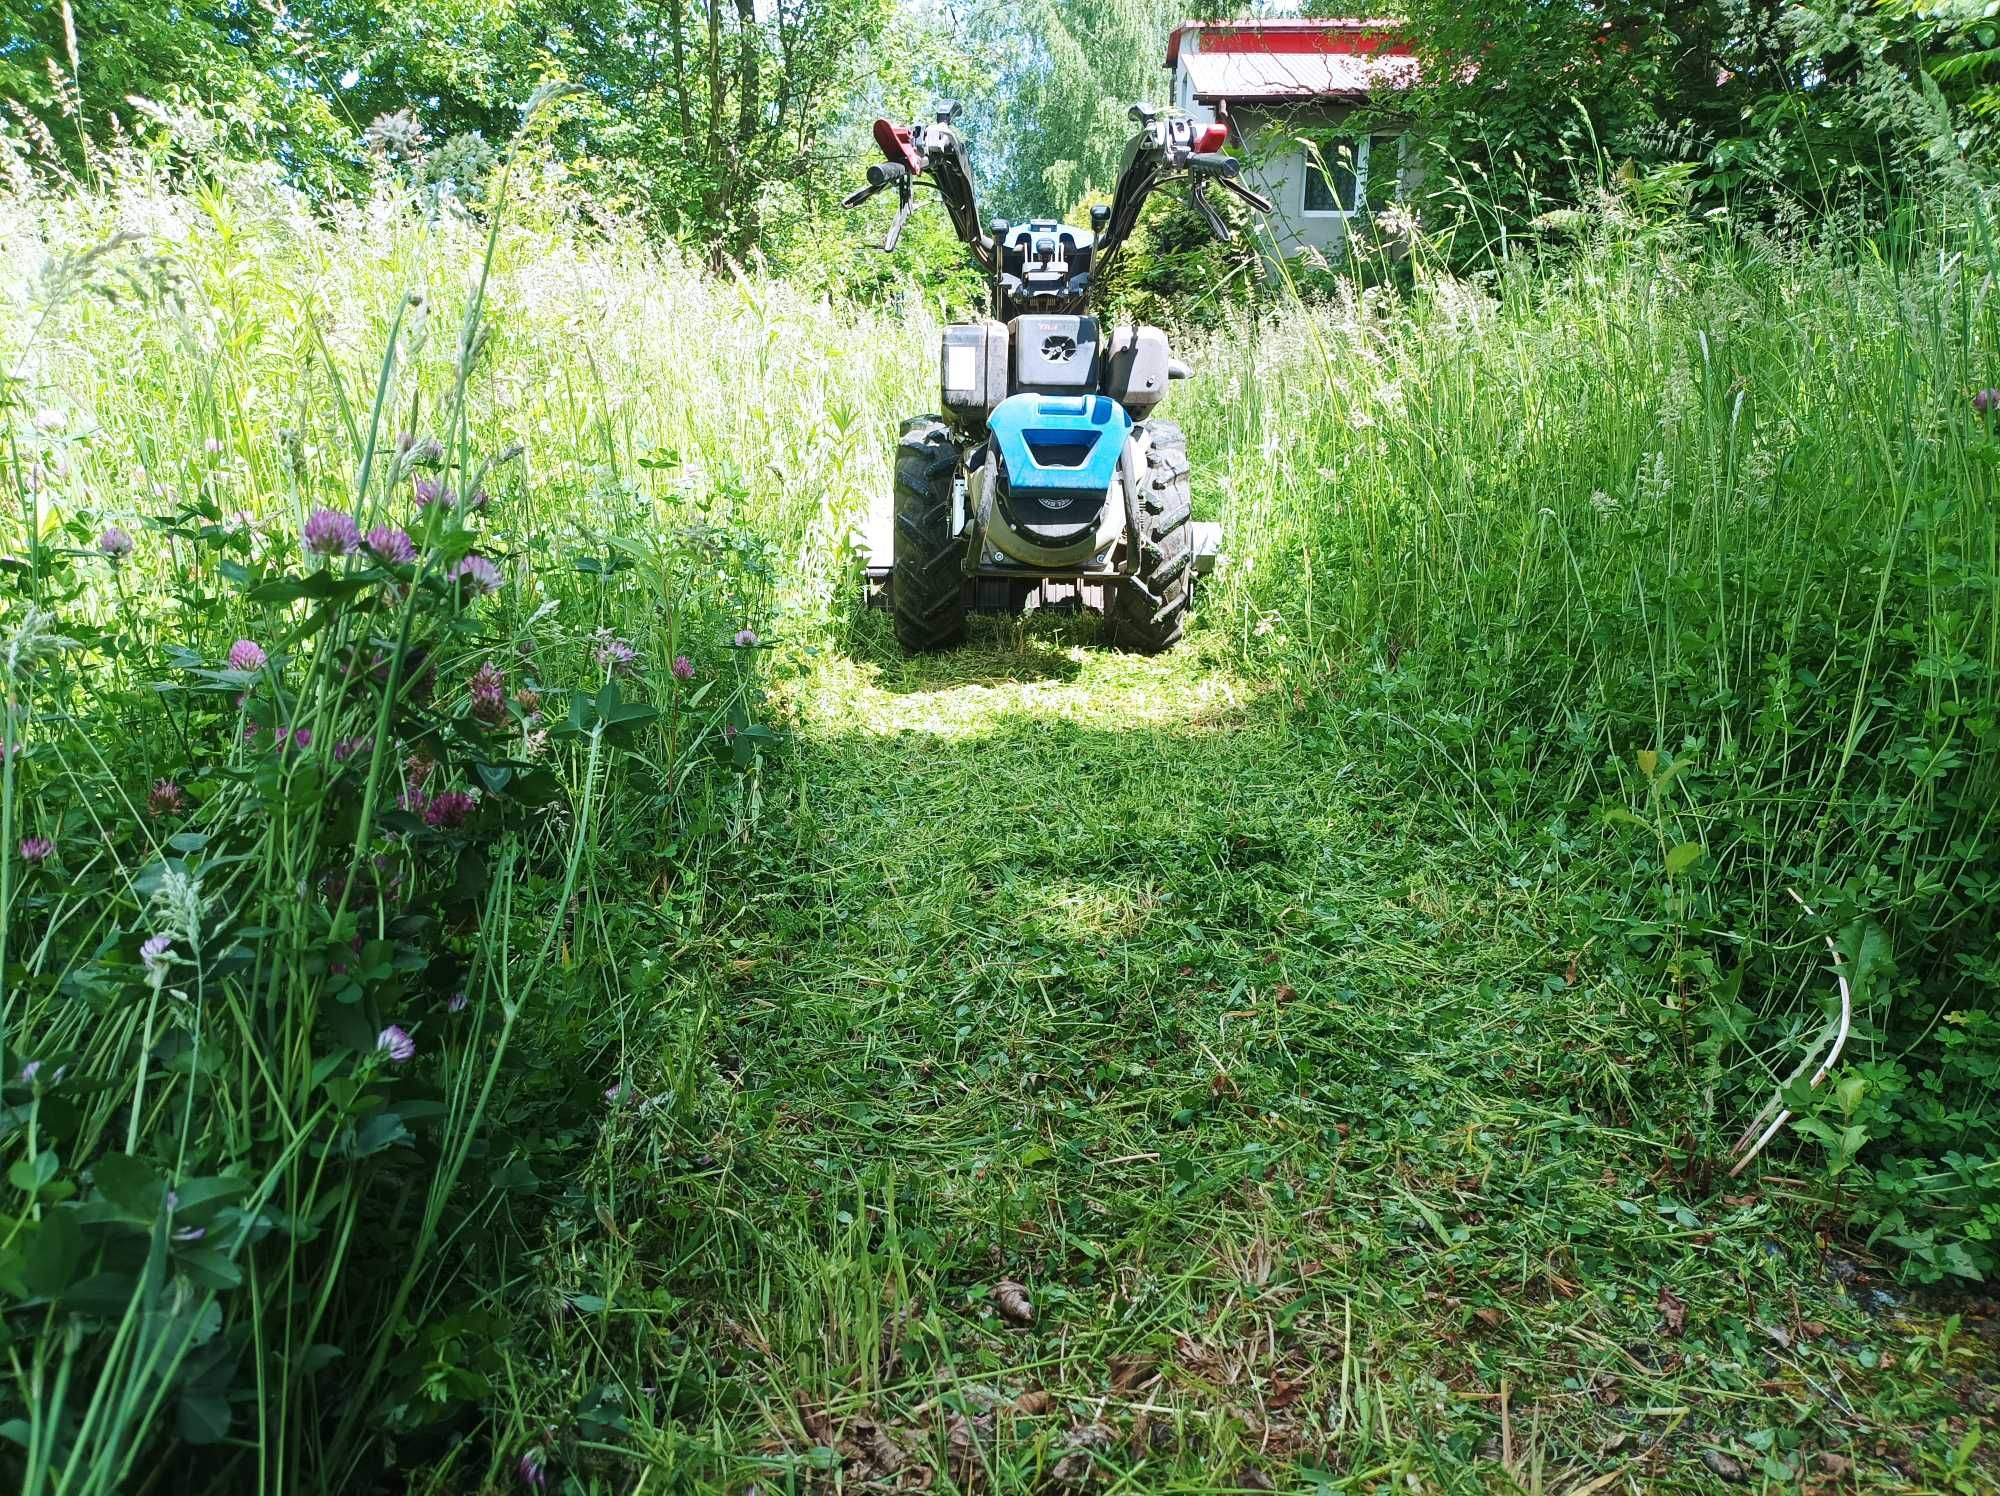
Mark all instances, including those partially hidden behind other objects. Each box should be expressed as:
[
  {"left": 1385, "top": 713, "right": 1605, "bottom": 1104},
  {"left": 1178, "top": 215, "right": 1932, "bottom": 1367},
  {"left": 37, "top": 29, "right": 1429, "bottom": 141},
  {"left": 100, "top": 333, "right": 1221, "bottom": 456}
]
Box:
[
  {"left": 882, "top": 183, "right": 916, "bottom": 252},
  {"left": 1189, "top": 179, "right": 1231, "bottom": 243},
  {"left": 1216, "top": 174, "right": 1275, "bottom": 215}
]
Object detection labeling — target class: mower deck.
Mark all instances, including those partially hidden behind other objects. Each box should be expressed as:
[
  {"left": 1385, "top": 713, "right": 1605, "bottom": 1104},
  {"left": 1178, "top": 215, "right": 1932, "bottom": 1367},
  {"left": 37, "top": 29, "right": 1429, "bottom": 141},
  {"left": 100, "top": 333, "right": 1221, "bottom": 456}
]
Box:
[{"left": 859, "top": 500, "right": 1222, "bottom": 614}]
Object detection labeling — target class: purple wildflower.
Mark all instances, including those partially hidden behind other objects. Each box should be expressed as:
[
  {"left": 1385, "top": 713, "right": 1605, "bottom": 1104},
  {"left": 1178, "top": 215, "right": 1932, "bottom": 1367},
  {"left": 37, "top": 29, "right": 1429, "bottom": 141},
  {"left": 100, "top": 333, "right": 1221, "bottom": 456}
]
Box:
[
  {"left": 97, "top": 526, "right": 135, "bottom": 562},
  {"left": 275, "top": 726, "right": 312, "bottom": 753},
  {"left": 203, "top": 436, "right": 224, "bottom": 456},
  {"left": 468, "top": 661, "right": 507, "bottom": 724},
  {"left": 605, "top": 1082, "right": 631, "bottom": 1106},
  {"left": 243, "top": 723, "right": 263, "bottom": 745},
  {"left": 734, "top": 628, "right": 759, "bottom": 648},
  {"left": 595, "top": 637, "right": 636, "bottom": 673},
  {"left": 303, "top": 507, "right": 361, "bottom": 558},
  {"left": 366, "top": 525, "right": 417, "bottom": 565},
  {"left": 376, "top": 1025, "right": 416, "bottom": 1063},
  {"left": 147, "top": 780, "right": 187, "bottom": 818},
  {"left": 227, "top": 638, "right": 267, "bottom": 672},
  {"left": 516, "top": 1449, "right": 549, "bottom": 1490},
  {"left": 333, "top": 735, "right": 369, "bottom": 764},
  {"left": 413, "top": 477, "right": 456, "bottom": 510},
  {"left": 671, "top": 655, "right": 695, "bottom": 681},
  {"left": 18, "top": 836, "right": 53, "bottom": 866},
  {"left": 1977, "top": 388, "right": 2000, "bottom": 415},
  {"left": 450, "top": 554, "right": 502, "bottom": 595},
  {"left": 140, "top": 934, "right": 174, "bottom": 975},
  {"left": 448, "top": 992, "right": 469, "bottom": 1013},
  {"left": 424, "top": 790, "right": 476, "bottom": 829},
  {"left": 19, "top": 1060, "right": 41, "bottom": 1084}
]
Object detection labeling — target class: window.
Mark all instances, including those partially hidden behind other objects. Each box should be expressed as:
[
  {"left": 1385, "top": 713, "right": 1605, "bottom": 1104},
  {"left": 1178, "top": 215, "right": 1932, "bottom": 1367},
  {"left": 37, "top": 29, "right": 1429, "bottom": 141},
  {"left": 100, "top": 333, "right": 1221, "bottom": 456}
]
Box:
[
  {"left": 1302, "top": 136, "right": 1367, "bottom": 217},
  {"left": 1299, "top": 134, "right": 1407, "bottom": 218}
]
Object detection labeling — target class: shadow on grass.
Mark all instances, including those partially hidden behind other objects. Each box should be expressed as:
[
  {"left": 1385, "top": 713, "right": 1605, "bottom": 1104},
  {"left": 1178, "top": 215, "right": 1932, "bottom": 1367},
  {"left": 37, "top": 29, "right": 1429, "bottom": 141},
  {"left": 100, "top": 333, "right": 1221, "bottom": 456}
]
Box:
[{"left": 843, "top": 606, "right": 1112, "bottom": 693}]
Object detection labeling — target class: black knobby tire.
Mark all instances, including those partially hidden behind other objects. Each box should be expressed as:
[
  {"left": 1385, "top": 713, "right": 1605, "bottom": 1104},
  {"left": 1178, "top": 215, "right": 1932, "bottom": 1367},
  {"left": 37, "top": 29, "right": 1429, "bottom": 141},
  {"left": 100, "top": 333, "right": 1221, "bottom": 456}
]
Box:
[
  {"left": 891, "top": 416, "right": 969, "bottom": 653},
  {"left": 1109, "top": 420, "right": 1194, "bottom": 654}
]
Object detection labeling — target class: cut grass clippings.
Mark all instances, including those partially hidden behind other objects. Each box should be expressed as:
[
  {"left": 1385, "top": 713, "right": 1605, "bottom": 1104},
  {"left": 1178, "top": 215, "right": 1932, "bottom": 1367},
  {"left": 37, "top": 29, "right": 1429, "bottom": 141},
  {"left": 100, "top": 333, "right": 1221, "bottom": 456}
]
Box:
[{"left": 529, "top": 614, "right": 2000, "bottom": 1493}]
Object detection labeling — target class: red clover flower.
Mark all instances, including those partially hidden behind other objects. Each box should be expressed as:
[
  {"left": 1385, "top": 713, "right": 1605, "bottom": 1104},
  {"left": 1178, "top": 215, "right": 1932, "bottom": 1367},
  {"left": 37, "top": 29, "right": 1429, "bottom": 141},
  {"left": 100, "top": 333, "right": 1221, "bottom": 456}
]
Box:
[
  {"left": 303, "top": 507, "right": 361, "bottom": 558},
  {"left": 376, "top": 1025, "right": 416, "bottom": 1063},
  {"left": 424, "top": 791, "right": 476, "bottom": 829},
  {"left": 450, "top": 554, "right": 502, "bottom": 594},
  {"left": 413, "top": 477, "right": 456, "bottom": 509},
  {"left": 469, "top": 661, "right": 507, "bottom": 724},
  {"left": 734, "top": 628, "right": 759, "bottom": 648},
  {"left": 97, "top": 526, "right": 135, "bottom": 562},
  {"left": 366, "top": 525, "right": 417, "bottom": 564},
  {"left": 227, "top": 638, "right": 267, "bottom": 672},
  {"left": 595, "top": 636, "right": 636, "bottom": 673},
  {"left": 18, "top": 836, "right": 53, "bottom": 866},
  {"left": 516, "top": 1449, "right": 549, "bottom": 1490},
  {"left": 140, "top": 934, "right": 174, "bottom": 976},
  {"left": 671, "top": 655, "right": 694, "bottom": 681},
  {"left": 1975, "top": 388, "right": 2000, "bottom": 415},
  {"left": 147, "top": 780, "right": 188, "bottom": 817}
]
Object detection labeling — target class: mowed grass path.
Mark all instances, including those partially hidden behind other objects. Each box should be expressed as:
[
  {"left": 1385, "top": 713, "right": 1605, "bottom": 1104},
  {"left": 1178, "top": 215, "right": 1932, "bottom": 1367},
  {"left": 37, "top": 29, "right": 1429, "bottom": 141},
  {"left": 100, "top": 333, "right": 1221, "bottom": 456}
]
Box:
[{"left": 602, "top": 617, "right": 1997, "bottom": 1493}]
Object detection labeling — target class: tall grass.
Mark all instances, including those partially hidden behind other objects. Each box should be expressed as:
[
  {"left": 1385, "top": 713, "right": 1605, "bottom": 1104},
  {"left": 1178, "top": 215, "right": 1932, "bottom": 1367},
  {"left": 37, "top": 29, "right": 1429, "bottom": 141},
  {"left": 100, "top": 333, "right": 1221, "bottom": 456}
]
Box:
[
  {"left": 0, "top": 144, "right": 926, "bottom": 1488},
  {"left": 1195, "top": 216, "right": 2000, "bottom": 1279}
]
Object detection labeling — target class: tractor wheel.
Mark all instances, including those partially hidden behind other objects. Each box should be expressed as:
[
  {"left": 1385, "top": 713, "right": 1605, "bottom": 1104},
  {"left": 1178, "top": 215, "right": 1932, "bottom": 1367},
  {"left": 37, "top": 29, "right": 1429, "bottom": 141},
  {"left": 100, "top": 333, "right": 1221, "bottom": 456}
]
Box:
[
  {"left": 1109, "top": 420, "right": 1193, "bottom": 654},
  {"left": 891, "top": 416, "right": 968, "bottom": 653}
]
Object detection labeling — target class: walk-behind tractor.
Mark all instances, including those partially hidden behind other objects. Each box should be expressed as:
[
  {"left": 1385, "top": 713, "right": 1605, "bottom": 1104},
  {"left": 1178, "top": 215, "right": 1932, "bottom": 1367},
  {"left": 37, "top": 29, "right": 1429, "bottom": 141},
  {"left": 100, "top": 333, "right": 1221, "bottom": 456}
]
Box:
[{"left": 846, "top": 104, "right": 1272, "bottom": 654}]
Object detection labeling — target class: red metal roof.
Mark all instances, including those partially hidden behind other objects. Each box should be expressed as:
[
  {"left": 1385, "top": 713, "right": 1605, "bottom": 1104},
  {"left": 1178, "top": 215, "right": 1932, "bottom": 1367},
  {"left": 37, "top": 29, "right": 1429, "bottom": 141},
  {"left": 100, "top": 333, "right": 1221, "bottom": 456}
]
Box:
[{"left": 1167, "top": 18, "right": 1416, "bottom": 103}]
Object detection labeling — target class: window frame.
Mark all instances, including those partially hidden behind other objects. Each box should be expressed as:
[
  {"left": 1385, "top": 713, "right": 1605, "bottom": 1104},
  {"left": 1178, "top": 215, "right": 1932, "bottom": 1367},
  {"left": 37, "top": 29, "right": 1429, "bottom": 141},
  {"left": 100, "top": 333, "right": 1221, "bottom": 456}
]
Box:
[{"left": 1299, "top": 134, "right": 1369, "bottom": 220}]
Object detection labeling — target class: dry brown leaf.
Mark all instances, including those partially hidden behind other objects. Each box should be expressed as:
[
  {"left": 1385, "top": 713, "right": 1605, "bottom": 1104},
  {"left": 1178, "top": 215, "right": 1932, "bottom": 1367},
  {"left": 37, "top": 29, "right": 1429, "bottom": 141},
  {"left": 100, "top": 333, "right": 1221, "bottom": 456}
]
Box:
[
  {"left": 1108, "top": 1355, "right": 1157, "bottom": 1394},
  {"left": 1701, "top": 1448, "right": 1748, "bottom": 1483},
  {"left": 1814, "top": 1452, "right": 1854, "bottom": 1478},
  {"left": 843, "top": 1419, "right": 908, "bottom": 1479},
  {"left": 1011, "top": 1389, "right": 1052, "bottom": 1416},
  {"left": 945, "top": 1410, "right": 993, "bottom": 1491},
  {"left": 1471, "top": 1306, "right": 1504, "bottom": 1331},
  {"left": 1048, "top": 1423, "right": 1116, "bottom": 1488},
  {"left": 1232, "top": 1466, "right": 1276, "bottom": 1490},
  {"left": 1658, "top": 1284, "right": 1688, "bottom": 1337},
  {"left": 992, "top": 1278, "right": 1034, "bottom": 1326},
  {"left": 1266, "top": 1374, "right": 1305, "bottom": 1410}
]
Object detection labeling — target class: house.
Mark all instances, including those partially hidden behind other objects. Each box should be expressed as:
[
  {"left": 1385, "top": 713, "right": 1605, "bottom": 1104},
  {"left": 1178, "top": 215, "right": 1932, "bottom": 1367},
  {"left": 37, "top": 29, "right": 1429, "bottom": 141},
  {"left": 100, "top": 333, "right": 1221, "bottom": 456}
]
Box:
[{"left": 1165, "top": 18, "right": 1418, "bottom": 261}]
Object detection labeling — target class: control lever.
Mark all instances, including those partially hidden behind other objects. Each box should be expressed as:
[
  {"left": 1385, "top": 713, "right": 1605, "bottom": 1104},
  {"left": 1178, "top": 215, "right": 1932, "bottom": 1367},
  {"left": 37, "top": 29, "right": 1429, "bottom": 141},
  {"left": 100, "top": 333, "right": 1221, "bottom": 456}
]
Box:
[
  {"left": 1216, "top": 174, "right": 1275, "bottom": 215},
  {"left": 1189, "top": 178, "right": 1231, "bottom": 243},
  {"left": 882, "top": 183, "right": 917, "bottom": 252},
  {"left": 1187, "top": 152, "right": 1241, "bottom": 179}
]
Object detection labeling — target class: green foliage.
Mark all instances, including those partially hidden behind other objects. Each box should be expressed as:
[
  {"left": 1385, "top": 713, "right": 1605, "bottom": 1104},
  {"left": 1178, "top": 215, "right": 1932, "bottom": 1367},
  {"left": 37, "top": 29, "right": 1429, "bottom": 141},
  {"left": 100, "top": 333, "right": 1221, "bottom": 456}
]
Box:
[
  {"left": 0, "top": 128, "right": 921, "bottom": 1485},
  {"left": 1196, "top": 205, "right": 2000, "bottom": 1284}
]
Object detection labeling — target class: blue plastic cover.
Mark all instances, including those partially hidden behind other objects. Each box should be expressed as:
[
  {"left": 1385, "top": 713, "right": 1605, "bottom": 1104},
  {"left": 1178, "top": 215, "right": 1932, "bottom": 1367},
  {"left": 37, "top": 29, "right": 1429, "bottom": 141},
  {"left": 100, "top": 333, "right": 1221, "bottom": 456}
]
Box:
[{"left": 988, "top": 394, "right": 1130, "bottom": 495}]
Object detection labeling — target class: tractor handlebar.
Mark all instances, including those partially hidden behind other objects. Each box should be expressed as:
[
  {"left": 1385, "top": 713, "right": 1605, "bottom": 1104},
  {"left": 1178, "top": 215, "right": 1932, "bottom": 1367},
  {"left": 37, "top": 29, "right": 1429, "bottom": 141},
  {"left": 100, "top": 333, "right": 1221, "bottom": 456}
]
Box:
[{"left": 846, "top": 107, "right": 1269, "bottom": 298}]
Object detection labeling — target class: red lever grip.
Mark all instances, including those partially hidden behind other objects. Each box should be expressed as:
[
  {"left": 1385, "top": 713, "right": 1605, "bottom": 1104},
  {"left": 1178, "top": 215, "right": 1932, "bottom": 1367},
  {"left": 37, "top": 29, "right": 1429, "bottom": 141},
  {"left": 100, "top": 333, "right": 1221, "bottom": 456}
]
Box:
[{"left": 873, "top": 118, "right": 923, "bottom": 175}]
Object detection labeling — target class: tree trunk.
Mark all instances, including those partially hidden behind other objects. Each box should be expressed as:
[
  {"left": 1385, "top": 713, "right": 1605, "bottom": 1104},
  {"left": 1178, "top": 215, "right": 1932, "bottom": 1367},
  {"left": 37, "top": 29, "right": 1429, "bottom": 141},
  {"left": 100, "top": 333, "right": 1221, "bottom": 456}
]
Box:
[
  {"left": 669, "top": 0, "right": 692, "bottom": 144},
  {"left": 731, "top": 0, "right": 761, "bottom": 259}
]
